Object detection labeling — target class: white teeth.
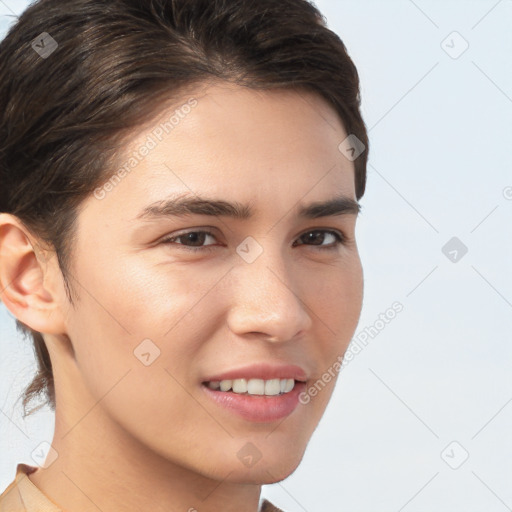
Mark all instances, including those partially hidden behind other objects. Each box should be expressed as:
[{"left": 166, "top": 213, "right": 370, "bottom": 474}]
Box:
[
  {"left": 247, "top": 379, "right": 265, "bottom": 395},
  {"left": 219, "top": 379, "right": 232, "bottom": 392},
  {"left": 232, "top": 378, "right": 247, "bottom": 393},
  {"left": 284, "top": 378, "right": 294, "bottom": 393},
  {"left": 264, "top": 378, "right": 281, "bottom": 396},
  {"left": 207, "top": 378, "right": 296, "bottom": 395}
]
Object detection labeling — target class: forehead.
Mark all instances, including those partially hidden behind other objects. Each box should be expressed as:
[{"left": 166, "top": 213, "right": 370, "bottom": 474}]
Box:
[{"left": 85, "top": 82, "right": 357, "bottom": 224}]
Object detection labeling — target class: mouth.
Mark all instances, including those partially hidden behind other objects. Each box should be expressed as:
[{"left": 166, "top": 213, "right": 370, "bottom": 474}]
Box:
[
  {"left": 200, "top": 363, "right": 309, "bottom": 422},
  {"left": 200, "top": 378, "right": 308, "bottom": 423}
]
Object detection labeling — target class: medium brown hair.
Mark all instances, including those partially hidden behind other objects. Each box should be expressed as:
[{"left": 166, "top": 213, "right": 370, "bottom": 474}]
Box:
[{"left": 0, "top": 0, "right": 369, "bottom": 417}]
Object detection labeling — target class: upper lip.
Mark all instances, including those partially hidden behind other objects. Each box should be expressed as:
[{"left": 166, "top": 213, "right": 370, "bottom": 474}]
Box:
[{"left": 202, "top": 363, "right": 308, "bottom": 383}]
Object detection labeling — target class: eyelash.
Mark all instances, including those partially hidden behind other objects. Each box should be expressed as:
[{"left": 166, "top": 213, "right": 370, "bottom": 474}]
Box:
[{"left": 159, "top": 229, "right": 347, "bottom": 253}]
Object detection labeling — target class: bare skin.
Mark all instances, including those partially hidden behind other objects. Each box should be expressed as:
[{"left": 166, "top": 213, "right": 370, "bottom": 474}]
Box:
[{"left": 0, "top": 82, "right": 364, "bottom": 512}]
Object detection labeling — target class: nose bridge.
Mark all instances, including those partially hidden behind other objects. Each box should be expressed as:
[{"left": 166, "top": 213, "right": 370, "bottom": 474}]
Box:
[{"left": 226, "top": 239, "right": 312, "bottom": 340}]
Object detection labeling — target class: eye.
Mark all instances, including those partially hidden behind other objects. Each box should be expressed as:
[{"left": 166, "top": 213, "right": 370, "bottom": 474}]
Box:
[
  {"left": 293, "top": 229, "right": 346, "bottom": 250},
  {"left": 159, "top": 228, "right": 347, "bottom": 253},
  {"left": 160, "top": 230, "right": 218, "bottom": 252}
]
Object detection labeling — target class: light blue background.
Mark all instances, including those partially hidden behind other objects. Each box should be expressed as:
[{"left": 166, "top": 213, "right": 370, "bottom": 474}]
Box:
[{"left": 1, "top": 1, "right": 511, "bottom": 510}]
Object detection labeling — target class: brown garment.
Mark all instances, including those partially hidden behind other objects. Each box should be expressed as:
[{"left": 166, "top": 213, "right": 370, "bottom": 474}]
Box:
[
  {"left": 0, "top": 463, "right": 285, "bottom": 512},
  {"left": 0, "top": 464, "right": 60, "bottom": 512},
  {"left": 260, "top": 498, "right": 285, "bottom": 511}
]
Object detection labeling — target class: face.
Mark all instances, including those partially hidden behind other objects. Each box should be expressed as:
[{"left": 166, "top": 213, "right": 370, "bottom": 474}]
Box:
[{"left": 55, "top": 82, "right": 364, "bottom": 483}]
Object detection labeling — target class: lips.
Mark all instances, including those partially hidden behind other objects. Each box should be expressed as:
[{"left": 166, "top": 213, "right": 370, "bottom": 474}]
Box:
[
  {"left": 200, "top": 362, "right": 309, "bottom": 422},
  {"left": 201, "top": 380, "right": 307, "bottom": 422}
]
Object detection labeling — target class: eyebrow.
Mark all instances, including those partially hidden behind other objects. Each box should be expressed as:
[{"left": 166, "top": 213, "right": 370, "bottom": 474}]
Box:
[{"left": 135, "top": 193, "right": 361, "bottom": 221}]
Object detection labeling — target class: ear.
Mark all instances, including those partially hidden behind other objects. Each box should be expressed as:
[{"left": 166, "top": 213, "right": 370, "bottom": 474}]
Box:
[{"left": 0, "top": 213, "right": 67, "bottom": 334}]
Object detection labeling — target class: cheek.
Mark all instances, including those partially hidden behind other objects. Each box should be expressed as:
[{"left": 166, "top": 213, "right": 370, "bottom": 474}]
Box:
[
  {"left": 66, "top": 253, "right": 225, "bottom": 382},
  {"left": 303, "top": 257, "right": 363, "bottom": 394},
  {"left": 61, "top": 253, "right": 234, "bottom": 465},
  {"left": 73, "top": 251, "right": 212, "bottom": 336},
  {"left": 63, "top": 257, "right": 209, "bottom": 439},
  {"left": 306, "top": 256, "right": 363, "bottom": 328}
]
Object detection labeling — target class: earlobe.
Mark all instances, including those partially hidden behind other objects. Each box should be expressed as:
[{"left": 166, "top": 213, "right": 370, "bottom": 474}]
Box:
[{"left": 0, "top": 213, "right": 66, "bottom": 334}]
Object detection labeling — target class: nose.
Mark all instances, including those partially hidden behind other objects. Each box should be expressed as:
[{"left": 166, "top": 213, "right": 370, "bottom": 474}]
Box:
[{"left": 226, "top": 245, "right": 313, "bottom": 343}]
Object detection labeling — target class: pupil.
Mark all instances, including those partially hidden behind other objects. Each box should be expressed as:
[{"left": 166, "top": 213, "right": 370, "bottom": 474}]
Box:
[
  {"left": 307, "top": 231, "right": 322, "bottom": 245},
  {"left": 186, "top": 232, "right": 204, "bottom": 246}
]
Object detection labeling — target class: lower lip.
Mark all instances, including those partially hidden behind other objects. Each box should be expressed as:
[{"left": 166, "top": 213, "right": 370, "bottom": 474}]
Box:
[{"left": 201, "top": 381, "right": 307, "bottom": 423}]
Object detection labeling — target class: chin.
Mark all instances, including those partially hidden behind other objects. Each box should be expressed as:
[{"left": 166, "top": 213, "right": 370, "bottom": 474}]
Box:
[{"left": 219, "top": 450, "right": 305, "bottom": 485}]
